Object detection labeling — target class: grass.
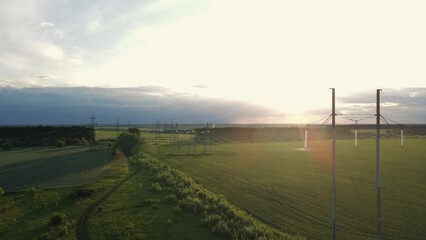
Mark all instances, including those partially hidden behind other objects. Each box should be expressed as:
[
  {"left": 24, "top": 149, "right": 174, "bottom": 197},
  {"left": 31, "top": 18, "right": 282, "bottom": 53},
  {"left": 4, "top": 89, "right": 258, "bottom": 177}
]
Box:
[
  {"left": 153, "top": 138, "right": 426, "bottom": 240},
  {"left": 88, "top": 168, "right": 223, "bottom": 240},
  {"left": 0, "top": 146, "right": 227, "bottom": 239},
  {"left": 0, "top": 149, "right": 129, "bottom": 240},
  {"left": 87, "top": 151, "right": 301, "bottom": 239},
  {"left": 0, "top": 146, "right": 113, "bottom": 192}
]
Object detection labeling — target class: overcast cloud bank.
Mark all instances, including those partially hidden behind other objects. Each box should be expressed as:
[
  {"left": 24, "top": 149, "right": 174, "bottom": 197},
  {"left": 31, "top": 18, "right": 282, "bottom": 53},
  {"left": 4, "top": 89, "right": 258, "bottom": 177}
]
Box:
[{"left": 0, "top": 86, "right": 284, "bottom": 125}]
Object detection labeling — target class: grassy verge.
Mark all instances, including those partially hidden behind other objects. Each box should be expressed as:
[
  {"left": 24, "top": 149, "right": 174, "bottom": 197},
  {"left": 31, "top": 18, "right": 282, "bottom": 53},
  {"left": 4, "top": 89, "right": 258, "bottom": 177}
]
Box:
[{"left": 88, "top": 165, "right": 222, "bottom": 240}]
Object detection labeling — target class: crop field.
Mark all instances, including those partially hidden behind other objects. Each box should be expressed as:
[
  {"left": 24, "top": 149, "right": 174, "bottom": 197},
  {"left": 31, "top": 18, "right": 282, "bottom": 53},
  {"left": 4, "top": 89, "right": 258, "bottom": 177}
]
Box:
[
  {"left": 0, "top": 150, "right": 129, "bottom": 240},
  {"left": 0, "top": 146, "right": 114, "bottom": 192},
  {"left": 155, "top": 138, "right": 426, "bottom": 240}
]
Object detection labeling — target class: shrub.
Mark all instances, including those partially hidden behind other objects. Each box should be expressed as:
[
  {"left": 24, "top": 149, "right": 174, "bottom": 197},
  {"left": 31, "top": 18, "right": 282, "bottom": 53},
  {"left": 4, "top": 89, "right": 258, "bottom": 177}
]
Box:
[
  {"left": 55, "top": 140, "right": 66, "bottom": 148},
  {"left": 97, "top": 206, "right": 104, "bottom": 212},
  {"left": 211, "top": 220, "right": 230, "bottom": 237},
  {"left": 38, "top": 233, "right": 52, "bottom": 240},
  {"left": 163, "top": 194, "right": 177, "bottom": 203},
  {"left": 71, "top": 188, "right": 95, "bottom": 198},
  {"left": 116, "top": 132, "right": 143, "bottom": 156},
  {"left": 59, "top": 225, "right": 69, "bottom": 235},
  {"left": 174, "top": 206, "right": 182, "bottom": 215},
  {"left": 144, "top": 198, "right": 160, "bottom": 209},
  {"left": 51, "top": 213, "right": 66, "bottom": 226},
  {"left": 80, "top": 138, "right": 89, "bottom": 145},
  {"left": 26, "top": 187, "right": 39, "bottom": 198},
  {"left": 151, "top": 183, "right": 163, "bottom": 193},
  {"left": 178, "top": 196, "right": 204, "bottom": 214},
  {"left": 2, "top": 142, "right": 13, "bottom": 150},
  {"left": 128, "top": 127, "right": 141, "bottom": 136}
]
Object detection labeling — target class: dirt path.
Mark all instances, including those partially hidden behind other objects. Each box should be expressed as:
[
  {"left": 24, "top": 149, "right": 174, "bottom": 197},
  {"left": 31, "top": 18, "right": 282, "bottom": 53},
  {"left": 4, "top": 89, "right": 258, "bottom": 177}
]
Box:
[{"left": 76, "top": 170, "right": 139, "bottom": 240}]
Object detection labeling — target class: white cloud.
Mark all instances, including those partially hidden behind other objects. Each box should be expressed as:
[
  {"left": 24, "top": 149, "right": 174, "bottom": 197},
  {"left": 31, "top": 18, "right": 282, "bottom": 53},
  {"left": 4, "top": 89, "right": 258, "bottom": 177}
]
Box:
[
  {"left": 409, "top": 92, "right": 418, "bottom": 98},
  {"left": 38, "top": 22, "right": 54, "bottom": 28},
  {"left": 86, "top": 19, "right": 103, "bottom": 32}
]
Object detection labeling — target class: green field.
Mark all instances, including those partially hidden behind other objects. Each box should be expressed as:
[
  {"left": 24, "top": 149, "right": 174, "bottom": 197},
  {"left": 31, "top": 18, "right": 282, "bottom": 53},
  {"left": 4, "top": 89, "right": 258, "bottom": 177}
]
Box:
[
  {"left": 154, "top": 139, "right": 426, "bottom": 240},
  {"left": 95, "top": 129, "right": 192, "bottom": 142},
  {"left": 0, "top": 150, "right": 129, "bottom": 240},
  {"left": 0, "top": 148, "right": 227, "bottom": 240},
  {"left": 0, "top": 146, "right": 113, "bottom": 192}
]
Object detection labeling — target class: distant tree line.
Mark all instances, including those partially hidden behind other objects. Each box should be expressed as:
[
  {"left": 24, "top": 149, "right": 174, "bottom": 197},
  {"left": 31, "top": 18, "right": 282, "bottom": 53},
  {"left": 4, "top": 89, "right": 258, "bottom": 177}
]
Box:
[{"left": 0, "top": 126, "right": 95, "bottom": 147}]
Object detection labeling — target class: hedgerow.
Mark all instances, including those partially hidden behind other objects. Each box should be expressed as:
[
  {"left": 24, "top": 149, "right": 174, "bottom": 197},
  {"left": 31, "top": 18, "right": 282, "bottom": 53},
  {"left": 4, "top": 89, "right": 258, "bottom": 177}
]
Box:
[{"left": 129, "top": 153, "right": 305, "bottom": 240}]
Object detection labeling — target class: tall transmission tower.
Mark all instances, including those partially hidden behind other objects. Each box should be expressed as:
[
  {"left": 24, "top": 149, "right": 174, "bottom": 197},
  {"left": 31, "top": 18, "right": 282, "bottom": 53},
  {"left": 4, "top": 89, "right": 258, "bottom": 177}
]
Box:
[
  {"left": 376, "top": 89, "right": 382, "bottom": 240},
  {"left": 175, "top": 123, "right": 180, "bottom": 155},
  {"left": 89, "top": 113, "right": 97, "bottom": 150},
  {"left": 154, "top": 119, "right": 161, "bottom": 144},
  {"left": 330, "top": 88, "right": 337, "bottom": 240},
  {"left": 116, "top": 118, "right": 120, "bottom": 136},
  {"left": 204, "top": 123, "right": 211, "bottom": 154},
  {"left": 188, "top": 130, "right": 197, "bottom": 154}
]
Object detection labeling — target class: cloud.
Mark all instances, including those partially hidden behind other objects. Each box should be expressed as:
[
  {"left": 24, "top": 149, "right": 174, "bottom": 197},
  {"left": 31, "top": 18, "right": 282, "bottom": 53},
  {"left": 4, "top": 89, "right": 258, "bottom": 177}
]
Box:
[
  {"left": 35, "top": 75, "right": 55, "bottom": 79},
  {"left": 0, "top": 1, "right": 145, "bottom": 86},
  {"left": 37, "top": 22, "right": 54, "bottom": 28},
  {"left": 0, "top": 86, "right": 285, "bottom": 125},
  {"left": 193, "top": 85, "right": 207, "bottom": 89}
]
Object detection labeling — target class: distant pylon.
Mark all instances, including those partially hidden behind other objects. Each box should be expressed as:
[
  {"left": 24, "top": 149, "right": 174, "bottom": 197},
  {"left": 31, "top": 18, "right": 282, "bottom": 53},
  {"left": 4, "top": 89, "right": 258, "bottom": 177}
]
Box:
[
  {"left": 89, "top": 113, "right": 97, "bottom": 150},
  {"left": 116, "top": 118, "right": 120, "bottom": 136},
  {"left": 155, "top": 119, "right": 161, "bottom": 144}
]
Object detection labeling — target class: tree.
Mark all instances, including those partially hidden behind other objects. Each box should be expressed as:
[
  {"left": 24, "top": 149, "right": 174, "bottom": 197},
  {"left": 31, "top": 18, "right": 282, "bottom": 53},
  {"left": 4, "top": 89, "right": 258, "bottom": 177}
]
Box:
[
  {"left": 0, "top": 187, "right": 5, "bottom": 198},
  {"left": 128, "top": 127, "right": 141, "bottom": 136},
  {"left": 116, "top": 132, "right": 143, "bottom": 156},
  {"left": 2, "top": 142, "right": 13, "bottom": 150},
  {"left": 55, "top": 140, "right": 66, "bottom": 148}
]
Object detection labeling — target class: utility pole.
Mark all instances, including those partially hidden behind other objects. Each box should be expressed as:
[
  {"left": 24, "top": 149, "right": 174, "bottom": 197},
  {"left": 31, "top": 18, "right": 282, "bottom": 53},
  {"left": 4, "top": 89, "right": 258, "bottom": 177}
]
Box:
[
  {"left": 354, "top": 120, "right": 359, "bottom": 148},
  {"left": 330, "top": 88, "right": 337, "bottom": 240},
  {"left": 205, "top": 123, "right": 211, "bottom": 154},
  {"left": 171, "top": 119, "right": 176, "bottom": 154},
  {"left": 176, "top": 123, "right": 180, "bottom": 154},
  {"left": 155, "top": 119, "right": 160, "bottom": 144},
  {"left": 376, "top": 89, "right": 382, "bottom": 240},
  {"left": 304, "top": 129, "right": 308, "bottom": 149}
]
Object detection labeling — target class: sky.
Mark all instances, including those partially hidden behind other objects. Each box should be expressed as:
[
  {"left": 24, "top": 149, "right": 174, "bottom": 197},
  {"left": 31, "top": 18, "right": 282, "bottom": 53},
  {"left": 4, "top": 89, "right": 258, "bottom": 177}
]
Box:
[{"left": 0, "top": 0, "right": 425, "bottom": 124}]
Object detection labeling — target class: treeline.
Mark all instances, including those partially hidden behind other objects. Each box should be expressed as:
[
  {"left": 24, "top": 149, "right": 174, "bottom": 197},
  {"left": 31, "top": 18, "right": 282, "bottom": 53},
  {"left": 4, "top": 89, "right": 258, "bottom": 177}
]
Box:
[{"left": 0, "top": 126, "right": 95, "bottom": 147}]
